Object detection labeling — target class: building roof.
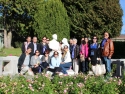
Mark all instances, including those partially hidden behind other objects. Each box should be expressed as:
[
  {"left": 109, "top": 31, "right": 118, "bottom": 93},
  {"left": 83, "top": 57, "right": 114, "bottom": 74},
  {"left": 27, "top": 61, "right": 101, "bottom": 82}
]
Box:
[
  {"left": 113, "top": 34, "right": 125, "bottom": 39},
  {"left": 112, "top": 34, "right": 125, "bottom": 41}
]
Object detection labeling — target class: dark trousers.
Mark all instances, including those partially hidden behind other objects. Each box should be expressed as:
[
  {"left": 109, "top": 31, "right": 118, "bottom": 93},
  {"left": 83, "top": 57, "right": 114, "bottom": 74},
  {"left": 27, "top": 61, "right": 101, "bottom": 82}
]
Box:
[
  {"left": 32, "top": 67, "right": 40, "bottom": 74},
  {"left": 112, "top": 60, "right": 124, "bottom": 77},
  {"left": 48, "top": 67, "right": 62, "bottom": 76},
  {"left": 81, "top": 58, "right": 89, "bottom": 73},
  {"left": 39, "top": 62, "right": 49, "bottom": 71}
]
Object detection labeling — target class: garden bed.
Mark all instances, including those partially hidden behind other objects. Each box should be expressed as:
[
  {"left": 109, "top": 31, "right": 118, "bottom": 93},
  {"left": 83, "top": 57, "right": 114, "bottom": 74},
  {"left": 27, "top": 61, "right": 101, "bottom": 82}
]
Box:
[{"left": 0, "top": 73, "right": 125, "bottom": 94}]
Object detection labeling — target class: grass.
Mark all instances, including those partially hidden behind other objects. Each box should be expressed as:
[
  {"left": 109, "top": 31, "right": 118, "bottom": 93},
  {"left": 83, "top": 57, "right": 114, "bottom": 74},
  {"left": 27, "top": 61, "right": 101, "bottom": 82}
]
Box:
[{"left": 0, "top": 48, "right": 21, "bottom": 57}]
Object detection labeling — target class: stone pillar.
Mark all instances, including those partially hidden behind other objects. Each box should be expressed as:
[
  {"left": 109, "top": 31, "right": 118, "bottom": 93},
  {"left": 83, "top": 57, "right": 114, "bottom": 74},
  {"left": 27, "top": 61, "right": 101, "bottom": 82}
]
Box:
[{"left": 0, "top": 56, "right": 19, "bottom": 75}]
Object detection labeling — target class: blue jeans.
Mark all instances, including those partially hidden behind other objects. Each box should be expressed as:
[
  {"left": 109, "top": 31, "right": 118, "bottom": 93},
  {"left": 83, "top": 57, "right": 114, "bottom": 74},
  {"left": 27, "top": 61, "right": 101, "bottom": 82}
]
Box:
[
  {"left": 102, "top": 56, "right": 111, "bottom": 73},
  {"left": 60, "top": 62, "right": 72, "bottom": 74}
]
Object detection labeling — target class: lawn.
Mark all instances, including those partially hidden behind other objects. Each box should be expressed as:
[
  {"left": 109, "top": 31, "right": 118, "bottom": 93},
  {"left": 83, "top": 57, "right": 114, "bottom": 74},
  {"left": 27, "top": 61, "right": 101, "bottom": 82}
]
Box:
[{"left": 0, "top": 48, "right": 21, "bottom": 57}]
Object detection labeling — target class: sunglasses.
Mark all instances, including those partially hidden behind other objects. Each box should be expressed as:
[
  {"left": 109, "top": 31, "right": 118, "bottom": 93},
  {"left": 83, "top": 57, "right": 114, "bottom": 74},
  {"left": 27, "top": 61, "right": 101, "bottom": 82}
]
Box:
[
  {"left": 54, "top": 54, "right": 58, "bottom": 55},
  {"left": 64, "top": 48, "right": 68, "bottom": 49},
  {"left": 42, "top": 39, "right": 46, "bottom": 40},
  {"left": 45, "top": 53, "right": 49, "bottom": 54}
]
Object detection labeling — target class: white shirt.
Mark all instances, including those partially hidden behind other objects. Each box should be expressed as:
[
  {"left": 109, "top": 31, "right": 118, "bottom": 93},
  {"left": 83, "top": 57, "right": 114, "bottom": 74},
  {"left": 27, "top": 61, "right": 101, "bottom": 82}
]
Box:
[
  {"left": 62, "top": 51, "right": 71, "bottom": 63},
  {"left": 23, "top": 55, "right": 30, "bottom": 66},
  {"left": 33, "top": 43, "right": 37, "bottom": 53},
  {"left": 24, "top": 42, "right": 31, "bottom": 50}
]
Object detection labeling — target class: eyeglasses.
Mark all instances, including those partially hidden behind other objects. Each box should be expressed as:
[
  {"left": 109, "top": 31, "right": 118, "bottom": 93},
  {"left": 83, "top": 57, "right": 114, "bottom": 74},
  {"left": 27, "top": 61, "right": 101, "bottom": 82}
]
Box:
[
  {"left": 36, "top": 52, "right": 39, "bottom": 53},
  {"left": 54, "top": 54, "right": 58, "bottom": 55},
  {"left": 93, "top": 38, "right": 97, "bottom": 39},
  {"left": 45, "top": 53, "right": 49, "bottom": 54}
]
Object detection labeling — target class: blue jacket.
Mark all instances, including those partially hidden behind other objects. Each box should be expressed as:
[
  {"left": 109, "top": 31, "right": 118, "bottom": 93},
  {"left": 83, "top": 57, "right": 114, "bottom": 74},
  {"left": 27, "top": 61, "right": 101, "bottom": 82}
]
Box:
[{"left": 49, "top": 56, "right": 61, "bottom": 69}]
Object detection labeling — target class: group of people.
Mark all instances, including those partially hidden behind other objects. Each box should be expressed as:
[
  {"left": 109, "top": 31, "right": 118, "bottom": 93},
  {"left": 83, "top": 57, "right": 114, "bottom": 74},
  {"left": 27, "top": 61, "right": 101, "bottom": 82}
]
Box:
[{"left": 18, "top": 31, "right": 114, "bottom": 77}]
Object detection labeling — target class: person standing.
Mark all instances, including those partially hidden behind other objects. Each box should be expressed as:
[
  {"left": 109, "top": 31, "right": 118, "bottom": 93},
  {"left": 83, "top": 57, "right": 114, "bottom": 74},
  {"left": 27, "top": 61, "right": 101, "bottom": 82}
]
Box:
[
  {"left": 88, "top": 36, "right": 100, "bottom": 66},
  {"left": 100, "top": 31, "right": 114, "bottom": 76},
  {"left": 39, "top": 36, "right": 50, "bottom": 55},
  {"left": 71, "top": 38, "right": 80, "bottom": 74},
  {"left": 21, "top": 36, "right": 31, "bottom": 53},
  {"left": 80, "top": 37, "right": 89, "bottom": 74},
  {"left": 28, "top": 37, "right": 40, "bottom": 56}
]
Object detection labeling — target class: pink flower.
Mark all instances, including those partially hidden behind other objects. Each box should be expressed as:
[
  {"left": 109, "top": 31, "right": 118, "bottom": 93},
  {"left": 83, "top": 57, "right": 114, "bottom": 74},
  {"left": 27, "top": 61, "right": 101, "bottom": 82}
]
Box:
[
  {"left": 70, "top": 82, "right": 73, "bottom": 84},
  {"left": 22, "top": 85, "right": 24, "bottom": 87},
  {"left": 29, "top": 84, "right": 32, "bottom": 87},
  {"left": 9, "top": 54, "right": 12, "bottom": 56},
  {"left": 64, "top": 89, "right": 67, "bottom": 93},
  {"left": 35, "top": 75, "right": 38, "bottom": 78},
  {"left": 42, "top": 84, "right": 45, "bottom": 87},
  {"left": 29, "top": 87, "right": 34, "bottom": 91},
  {"left": 118, "top": 79, "right": 122, "bottom": 85}
]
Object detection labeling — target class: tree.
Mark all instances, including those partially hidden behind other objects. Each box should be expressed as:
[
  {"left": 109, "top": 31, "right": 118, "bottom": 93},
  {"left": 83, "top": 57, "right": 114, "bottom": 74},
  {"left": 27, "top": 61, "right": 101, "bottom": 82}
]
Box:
[
  {"left": 0, "top": 0, "right": 40, "bottom": 48},
  {"left": 33, "top": 0, "right": 70, "bottom": 41},
  {"left": 0, "top": 0, "right": 70, "bottom": 48},
  {"left": 61, "top": 0, "right": 123, "bottom": 40}
]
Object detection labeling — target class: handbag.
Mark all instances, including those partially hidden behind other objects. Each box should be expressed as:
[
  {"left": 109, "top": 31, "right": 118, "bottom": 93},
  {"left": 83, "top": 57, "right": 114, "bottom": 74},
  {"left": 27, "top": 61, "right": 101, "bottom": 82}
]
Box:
[
  {"left": 80, "top": 55, "right": 85, "bottom": 62},
  {"left": 92, "top": 60, "right": 106, "bottom": 76}
]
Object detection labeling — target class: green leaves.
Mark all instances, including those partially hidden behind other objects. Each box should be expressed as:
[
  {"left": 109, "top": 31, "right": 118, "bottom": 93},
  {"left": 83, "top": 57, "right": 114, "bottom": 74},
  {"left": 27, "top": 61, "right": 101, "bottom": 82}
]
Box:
[
  {"left": 62, "top": 0, "right": 123, "bottom": 40},
  {"left": 33, "top": 0, "right": 70, "bottom": 41}
]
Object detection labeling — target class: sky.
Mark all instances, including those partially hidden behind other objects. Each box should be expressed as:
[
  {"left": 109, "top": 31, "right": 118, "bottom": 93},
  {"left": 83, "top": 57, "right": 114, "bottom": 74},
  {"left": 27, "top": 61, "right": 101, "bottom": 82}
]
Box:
[{"left": 120, "top": 0, "right": 125, "bottom": 34}]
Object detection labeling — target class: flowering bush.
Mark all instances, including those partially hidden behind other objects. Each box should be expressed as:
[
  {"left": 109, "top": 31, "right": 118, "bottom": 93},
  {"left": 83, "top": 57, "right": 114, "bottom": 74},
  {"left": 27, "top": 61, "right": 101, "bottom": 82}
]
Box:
[{"left": 0, "top": 73, "right": 124, "bottom": 94}]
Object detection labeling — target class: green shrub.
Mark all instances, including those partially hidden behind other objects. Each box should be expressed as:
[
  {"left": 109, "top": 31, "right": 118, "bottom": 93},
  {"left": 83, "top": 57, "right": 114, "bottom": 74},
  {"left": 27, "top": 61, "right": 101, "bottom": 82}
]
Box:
[
  {"left": 14, "top": 42, "right": 22, "bottom": 48},
  {"left": 0, "top": 73, "right": 124, "bottom": 94}
]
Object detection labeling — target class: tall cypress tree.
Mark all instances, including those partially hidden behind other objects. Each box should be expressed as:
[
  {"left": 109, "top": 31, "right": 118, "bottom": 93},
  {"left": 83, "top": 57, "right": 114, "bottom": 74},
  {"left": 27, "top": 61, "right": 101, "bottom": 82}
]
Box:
[
  {"left": 61, "top": 0, "right": 123, "bottom": 40},
  {"left": 33, "top": 0, "right": 70, "bottom": 41}
]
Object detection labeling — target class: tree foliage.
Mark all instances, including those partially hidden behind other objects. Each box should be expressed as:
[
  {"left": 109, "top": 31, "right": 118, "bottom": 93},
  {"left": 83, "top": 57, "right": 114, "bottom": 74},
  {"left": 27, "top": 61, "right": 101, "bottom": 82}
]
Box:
[
  {"left": 0, "top": 0, "right": 39, "bottom": 36},
  {"left": 0, "top": 0, "right": 70, "bottom": 42},
  {"left": 33, "top": 0, "right": 70, "bottom": 41},
  {"left": 61, "top": 0, "right": 123, "bottom": 40},
  {"left": 0, "top": 0, "right": 40, "bottom": 48}
]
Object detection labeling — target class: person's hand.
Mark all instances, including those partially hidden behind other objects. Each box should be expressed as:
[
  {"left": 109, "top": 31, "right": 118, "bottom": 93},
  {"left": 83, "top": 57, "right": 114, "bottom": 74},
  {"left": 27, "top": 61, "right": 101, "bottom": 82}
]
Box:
[
  {"left": 97, "top": 58, "right": 101, "bottom": 61},
  {"left": 29, "top": 68, "right": 32, "bottom": 71},
  {"left": 22, "top": 64, "right": 26, "bottom": 68},
  {"left": 42, "top": 60, "right": 45, "bottom": 62},
  {"left": 108, "top": 56, "right": 111, "bottom": 59},
  {"left": 34, "top": 64, "right": 38, "bottom": 68},
  {"left": 61, "top": 62, "right": 64, "bottom": 64},
  {"left": 88, "top": 57, "right": 91, "bottom": 61},
  {"left": 80, "top": 54, "right": 83, "bottom": 57}
]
